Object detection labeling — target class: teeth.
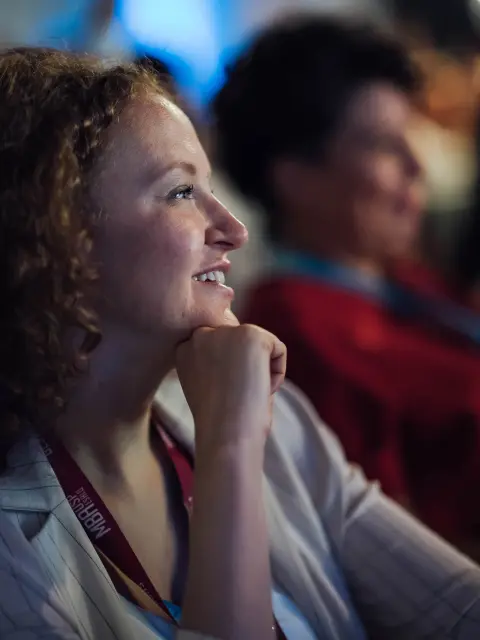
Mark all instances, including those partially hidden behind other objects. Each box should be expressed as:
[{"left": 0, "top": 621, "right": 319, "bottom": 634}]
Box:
[{"left": 193, "top": 270, "right": 226, "bottom": 284}]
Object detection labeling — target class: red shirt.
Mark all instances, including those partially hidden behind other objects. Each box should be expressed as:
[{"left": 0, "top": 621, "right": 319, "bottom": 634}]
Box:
[{"left": 243, "top": 266, "right": 480, "bottom": 546}]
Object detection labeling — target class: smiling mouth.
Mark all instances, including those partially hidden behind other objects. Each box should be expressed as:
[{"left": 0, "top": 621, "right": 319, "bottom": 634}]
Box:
[{"left": 192, "top": 270, "right": 226, "bottom": 285}]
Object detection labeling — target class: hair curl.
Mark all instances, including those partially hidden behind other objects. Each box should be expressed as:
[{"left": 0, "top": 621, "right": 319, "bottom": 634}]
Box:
[
  {"left": 0, "top": 48, "right": 169, "bottom": 464},
  {"left": 212, "top": 15, "right": 421, "bottom": 239}
]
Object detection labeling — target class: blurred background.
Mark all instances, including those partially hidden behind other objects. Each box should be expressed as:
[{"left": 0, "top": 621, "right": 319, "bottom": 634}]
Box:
[{"left": 4, "top": 0, "right": 480, "bottom": 307}]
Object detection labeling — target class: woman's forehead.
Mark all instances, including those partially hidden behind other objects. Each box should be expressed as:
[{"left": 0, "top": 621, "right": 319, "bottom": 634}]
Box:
[{"left": 103, "top": 96, "right": 206, "bottom": 176}]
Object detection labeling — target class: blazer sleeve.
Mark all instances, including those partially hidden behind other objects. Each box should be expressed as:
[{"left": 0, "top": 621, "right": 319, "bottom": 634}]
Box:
[{"left": 276, "top": 381, "right": 480, "bottom": 640}]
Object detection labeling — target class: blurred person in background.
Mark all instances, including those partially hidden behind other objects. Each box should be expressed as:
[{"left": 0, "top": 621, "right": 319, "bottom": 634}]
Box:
[{"left": 213, "top": 15, "right": 480, "bottom": 553}]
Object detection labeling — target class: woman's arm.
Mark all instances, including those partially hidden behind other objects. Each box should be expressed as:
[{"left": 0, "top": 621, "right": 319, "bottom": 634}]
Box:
[
  {"left": 181, "top": 441, "right": 273, "bottom": 640},
  {"left": 176, "top": 325, "right": 286, "bottom": 640}
]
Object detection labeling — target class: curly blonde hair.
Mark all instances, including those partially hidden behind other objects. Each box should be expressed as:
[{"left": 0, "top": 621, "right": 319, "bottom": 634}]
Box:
[{"left": 0, "top": 48, "right": 169, "bottom": 463}]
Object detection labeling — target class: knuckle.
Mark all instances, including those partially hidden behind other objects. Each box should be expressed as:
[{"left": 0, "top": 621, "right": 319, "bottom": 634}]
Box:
[{"left": 239, "top": 323, "right": 261, "bottom": 340}]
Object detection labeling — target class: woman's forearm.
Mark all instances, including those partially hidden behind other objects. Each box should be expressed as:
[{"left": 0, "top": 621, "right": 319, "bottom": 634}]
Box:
[{"left": 181, "top": 437, "right": 274, "bottom": 640}]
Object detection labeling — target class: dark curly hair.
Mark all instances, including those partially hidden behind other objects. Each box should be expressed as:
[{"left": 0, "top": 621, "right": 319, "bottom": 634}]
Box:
[
  {"left": 0, "top": 48, "right": 170, "bottom": 464},
  {"left": 212, "top": 15, "right": 421, "bottom": 239}
]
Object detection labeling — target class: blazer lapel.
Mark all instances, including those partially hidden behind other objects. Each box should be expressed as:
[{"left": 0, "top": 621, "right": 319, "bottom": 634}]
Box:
[
  {"left": 0, "top": 435, "right": 63, "bottom": 512},
  {"left": 31, "top": 499, "right": 128, "bottom": 639},
  {"left": 1, "top": 436, "right": 159, "bottom": 640}
]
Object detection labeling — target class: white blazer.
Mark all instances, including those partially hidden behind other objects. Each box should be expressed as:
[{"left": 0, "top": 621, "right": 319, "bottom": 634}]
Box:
[{"left": 1, "top": 375, "right": 480, "bottom": 639}]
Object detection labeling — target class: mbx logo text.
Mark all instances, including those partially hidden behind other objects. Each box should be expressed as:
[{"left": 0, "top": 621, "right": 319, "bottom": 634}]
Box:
[{"left": 68, "top": 488, "right": 111, "bottom": 540}]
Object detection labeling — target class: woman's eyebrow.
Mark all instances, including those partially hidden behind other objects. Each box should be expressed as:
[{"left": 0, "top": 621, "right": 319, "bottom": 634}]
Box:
[{"left": 143, "top": 161, "right": 198, "bottom": 185}]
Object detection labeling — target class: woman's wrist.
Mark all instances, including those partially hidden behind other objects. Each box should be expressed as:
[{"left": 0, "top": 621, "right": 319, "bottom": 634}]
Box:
[
  {"left": 194, "top": 412, "right": 269, "bottom": 464},
  {"left": 194, "top": 429, "right": 266, "bottom": 479}
]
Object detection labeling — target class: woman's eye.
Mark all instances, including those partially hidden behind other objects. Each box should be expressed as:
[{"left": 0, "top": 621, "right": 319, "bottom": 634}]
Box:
[{"left": 169, "top": 184, "right": 195, "bottom": 201}]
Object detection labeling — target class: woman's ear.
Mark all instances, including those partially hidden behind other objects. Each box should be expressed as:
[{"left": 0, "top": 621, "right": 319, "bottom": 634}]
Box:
[{"left": 70, "top": 328, "right": 102, "bottom": 374}]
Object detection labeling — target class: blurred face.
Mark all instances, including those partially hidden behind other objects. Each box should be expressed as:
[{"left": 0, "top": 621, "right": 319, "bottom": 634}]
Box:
[
  {"left": 92, "top": 94, "right": 247, "bottom": 345},
  {"left": 278, "top": 82, "right": 425, "bottom": 262}
]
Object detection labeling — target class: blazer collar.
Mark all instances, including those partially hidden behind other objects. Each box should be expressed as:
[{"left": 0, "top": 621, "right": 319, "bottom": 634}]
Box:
[
  {"left": 0, "top": 435, "right": 160, "bottom": 640},
  {"left": 0, "top": 433, "right": 64, "bottom": 512}
]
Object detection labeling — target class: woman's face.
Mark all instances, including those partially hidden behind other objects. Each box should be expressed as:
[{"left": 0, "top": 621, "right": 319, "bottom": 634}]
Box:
[{"left": 92, "top": 94, "right": 247, "bottom": 345}]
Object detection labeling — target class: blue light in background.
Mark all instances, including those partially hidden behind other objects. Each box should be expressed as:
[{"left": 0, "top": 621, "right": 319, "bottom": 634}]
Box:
[
  {"left": 118, "top": 0, "right": 225, "bottom": 106},
  {"left": 24, "top": 0, "right": 95, "bottom": 51}
]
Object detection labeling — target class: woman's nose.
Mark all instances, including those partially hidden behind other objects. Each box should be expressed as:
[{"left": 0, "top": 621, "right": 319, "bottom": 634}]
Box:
[{"left": 206, "top": 197, "right": 249, "bottom": 251}]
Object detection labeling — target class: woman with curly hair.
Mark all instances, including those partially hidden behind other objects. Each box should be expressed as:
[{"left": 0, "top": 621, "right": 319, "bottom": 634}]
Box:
[
  {"left": 0, "top": 47, "right": 280, "bottom": 640},
  {"left": 1, "top": 46, "right": 480, "bottom": 640}
]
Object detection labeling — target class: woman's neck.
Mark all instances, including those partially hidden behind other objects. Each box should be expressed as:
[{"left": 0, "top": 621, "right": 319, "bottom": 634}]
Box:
[
  {"left": 57, "top": 408, "right": 155, "bottom": 495},
  {"left": 55, "top": 331, "right": 172, "bottom": 493}
]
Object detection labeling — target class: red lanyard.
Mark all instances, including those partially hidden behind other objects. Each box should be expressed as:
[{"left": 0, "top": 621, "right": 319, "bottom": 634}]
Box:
[
  {"left": 39, "top": 412, "right": 187, "bottom": 625},
  {"left": 40, "top": 414, "right": 286, "bottom": 638},
  {"left": 158, "top": 425, "right": 194, "bottom": 515}
]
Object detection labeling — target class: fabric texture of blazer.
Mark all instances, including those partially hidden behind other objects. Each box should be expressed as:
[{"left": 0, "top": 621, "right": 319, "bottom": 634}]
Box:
[{"left": 1, "top": 374, "right": 480, "bottom": 639}]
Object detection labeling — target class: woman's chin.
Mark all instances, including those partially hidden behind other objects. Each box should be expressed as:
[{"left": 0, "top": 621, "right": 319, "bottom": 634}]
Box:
[
  {"left": 191, "top": 308, "right": 240, "bottom": 331},
  {"left": 221, "top": 309, "right": 240, "bottom": 327}
]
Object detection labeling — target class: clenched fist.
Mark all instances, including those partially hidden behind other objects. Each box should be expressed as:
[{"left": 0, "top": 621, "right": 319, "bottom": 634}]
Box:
[{"left": 176, "top": 324, "right": 286, "bottom": 456}]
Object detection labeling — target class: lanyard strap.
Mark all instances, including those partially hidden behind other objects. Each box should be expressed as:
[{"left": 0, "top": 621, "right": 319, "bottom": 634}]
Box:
[
  {"left": 41, "top": 418, "right": 286, "bottom": 638},
  {"left": 39, "top": 415, "right": 185, "bottom": 625}
]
